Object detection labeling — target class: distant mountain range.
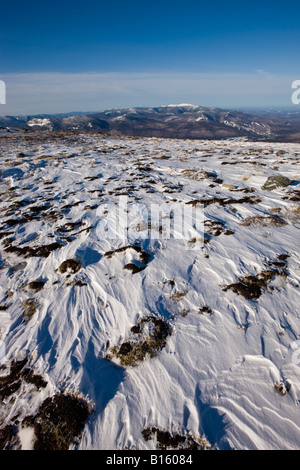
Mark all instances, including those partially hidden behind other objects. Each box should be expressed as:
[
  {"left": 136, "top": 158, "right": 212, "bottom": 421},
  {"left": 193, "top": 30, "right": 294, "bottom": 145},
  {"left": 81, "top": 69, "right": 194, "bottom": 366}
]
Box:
[{"left": 1, "top": 104, "right": 300, "bottom": 142}]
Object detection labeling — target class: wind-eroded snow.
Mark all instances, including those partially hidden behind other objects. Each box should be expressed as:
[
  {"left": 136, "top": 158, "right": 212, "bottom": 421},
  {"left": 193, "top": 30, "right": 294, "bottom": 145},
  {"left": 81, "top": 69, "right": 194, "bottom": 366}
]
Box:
[{"left": 0, "top": 132, "right": 299, "bottom": 450}]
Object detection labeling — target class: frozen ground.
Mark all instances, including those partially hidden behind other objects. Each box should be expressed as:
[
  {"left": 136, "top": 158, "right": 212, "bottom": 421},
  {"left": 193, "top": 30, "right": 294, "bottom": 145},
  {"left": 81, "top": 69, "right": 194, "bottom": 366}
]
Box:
[{"left": 0, "top": 131, "right": 300, "bottom": 450}]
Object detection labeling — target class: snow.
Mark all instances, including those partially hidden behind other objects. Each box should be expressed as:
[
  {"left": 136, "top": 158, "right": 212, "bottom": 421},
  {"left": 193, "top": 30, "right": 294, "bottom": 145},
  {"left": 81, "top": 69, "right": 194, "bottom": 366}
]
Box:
[
  {"left": 195, "top": 115, "right": 209, "bottom": 121},
  {"left": 164, "top": 103, "right": 198, "bottom": 108},
  {"left": 27, "top": 118, "right": 52, "bottom": 128},
  {"left": 0, "top": 132, "right": 300, "bottom": 450},
  {"left": 19, "top": 427, "right": 35, "bottom": 450},
  {"left": 223, "top": 120, "right": 272, "bottom": 136}
]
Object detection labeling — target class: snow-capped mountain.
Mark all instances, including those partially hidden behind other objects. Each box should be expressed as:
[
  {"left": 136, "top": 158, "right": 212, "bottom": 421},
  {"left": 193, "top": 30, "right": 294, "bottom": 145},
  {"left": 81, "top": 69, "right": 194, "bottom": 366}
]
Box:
[{"left": 1, "top": 105, "right": 300, "bottom": 142}]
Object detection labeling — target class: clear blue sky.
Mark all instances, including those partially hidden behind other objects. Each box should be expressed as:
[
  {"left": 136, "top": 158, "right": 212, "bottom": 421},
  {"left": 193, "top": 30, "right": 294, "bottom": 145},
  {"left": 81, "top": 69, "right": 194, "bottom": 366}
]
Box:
[{"left": 1, "top": 0, "right": 300, "bottom": 114}]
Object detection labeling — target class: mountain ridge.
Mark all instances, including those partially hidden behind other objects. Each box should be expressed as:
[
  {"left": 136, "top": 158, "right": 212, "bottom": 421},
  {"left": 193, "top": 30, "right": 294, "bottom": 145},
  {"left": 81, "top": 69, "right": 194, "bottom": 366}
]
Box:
[{"left": 1, "top": 104, "right": 300, "bottom": 142}]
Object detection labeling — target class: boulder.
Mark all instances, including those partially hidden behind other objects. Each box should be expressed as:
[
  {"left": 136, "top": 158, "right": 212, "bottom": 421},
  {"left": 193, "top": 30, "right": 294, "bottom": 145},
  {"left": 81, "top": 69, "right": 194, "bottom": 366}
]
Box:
[{"left": 262, "top": 175, "right": 292, "bottom": 191}]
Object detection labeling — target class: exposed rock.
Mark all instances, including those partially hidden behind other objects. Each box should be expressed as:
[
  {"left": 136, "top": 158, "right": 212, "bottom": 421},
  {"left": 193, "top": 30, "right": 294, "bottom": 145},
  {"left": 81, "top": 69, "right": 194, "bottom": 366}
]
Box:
[{"left": 262, "top": 175, "right": 292, "bottom": 191}]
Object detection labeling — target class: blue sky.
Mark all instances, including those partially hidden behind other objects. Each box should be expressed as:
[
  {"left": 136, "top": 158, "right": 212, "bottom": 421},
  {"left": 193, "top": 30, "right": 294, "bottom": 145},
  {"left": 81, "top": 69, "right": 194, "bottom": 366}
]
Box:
[{"left": 1, "top": 0, "right": 299, "bottom": 114}]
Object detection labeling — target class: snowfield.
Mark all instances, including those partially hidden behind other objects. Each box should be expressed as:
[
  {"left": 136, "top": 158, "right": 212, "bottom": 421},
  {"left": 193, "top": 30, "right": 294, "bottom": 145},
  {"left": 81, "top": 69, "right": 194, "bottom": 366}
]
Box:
[{"left": 0, "top": 130, "right": 300, "bottom": 450}]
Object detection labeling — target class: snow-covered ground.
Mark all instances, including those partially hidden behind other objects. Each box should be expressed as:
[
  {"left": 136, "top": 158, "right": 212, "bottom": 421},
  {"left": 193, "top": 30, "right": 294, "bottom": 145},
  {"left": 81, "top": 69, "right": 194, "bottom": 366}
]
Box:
[{"left": 0, "top": 131, "right": 300, "bottom": 450}]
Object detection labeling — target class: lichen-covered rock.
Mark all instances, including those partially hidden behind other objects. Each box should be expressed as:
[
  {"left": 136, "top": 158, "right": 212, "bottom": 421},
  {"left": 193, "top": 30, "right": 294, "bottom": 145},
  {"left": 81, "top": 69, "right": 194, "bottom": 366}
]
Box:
[{"left": 262, "top": 175, "right": 292, "bottom": 191}]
